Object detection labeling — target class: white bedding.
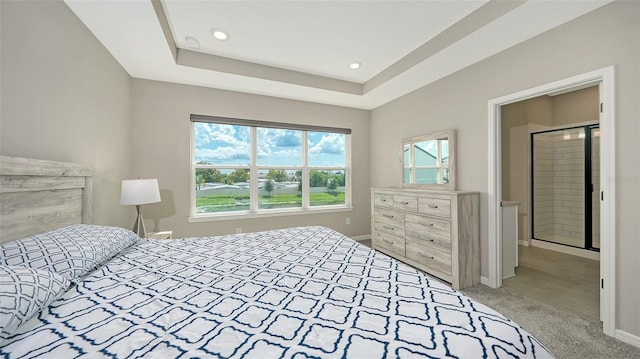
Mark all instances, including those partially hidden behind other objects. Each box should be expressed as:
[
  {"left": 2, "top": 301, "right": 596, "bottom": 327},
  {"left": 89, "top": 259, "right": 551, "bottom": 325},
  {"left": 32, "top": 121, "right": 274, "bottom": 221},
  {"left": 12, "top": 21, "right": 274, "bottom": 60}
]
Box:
[{"left": 1, "top": 226, "right": 553, "bottom": 358}]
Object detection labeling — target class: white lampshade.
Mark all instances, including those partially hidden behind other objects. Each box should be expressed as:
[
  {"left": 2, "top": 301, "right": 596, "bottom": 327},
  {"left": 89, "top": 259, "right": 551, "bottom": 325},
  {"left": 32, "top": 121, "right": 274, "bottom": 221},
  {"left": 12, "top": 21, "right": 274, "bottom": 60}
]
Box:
[{"left": 120, "top": 179, "right": 161, "bottom": 205}]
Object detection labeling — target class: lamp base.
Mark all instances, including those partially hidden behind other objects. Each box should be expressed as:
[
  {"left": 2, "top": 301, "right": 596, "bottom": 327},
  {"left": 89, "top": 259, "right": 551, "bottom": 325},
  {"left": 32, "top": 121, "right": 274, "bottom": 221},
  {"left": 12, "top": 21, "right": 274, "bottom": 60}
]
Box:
[{"left": 132, "top": 205, "right": 147, "bottom": 238}]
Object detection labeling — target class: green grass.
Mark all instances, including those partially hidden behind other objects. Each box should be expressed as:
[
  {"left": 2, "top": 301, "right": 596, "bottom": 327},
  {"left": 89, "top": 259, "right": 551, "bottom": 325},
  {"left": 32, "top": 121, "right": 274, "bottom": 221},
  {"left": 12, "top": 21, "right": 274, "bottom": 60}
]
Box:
[
  {"left": 196, "top": 192, "right": 345, "bottom": 209},
  {"left": 196, "top": 195, "right": 248, "bottom": 206},
  {"left": 259, "top": 193, "right": 301, "bottom": 204},
  {"left": 309, "top": 192, "right": 345, "bottom": 205}
]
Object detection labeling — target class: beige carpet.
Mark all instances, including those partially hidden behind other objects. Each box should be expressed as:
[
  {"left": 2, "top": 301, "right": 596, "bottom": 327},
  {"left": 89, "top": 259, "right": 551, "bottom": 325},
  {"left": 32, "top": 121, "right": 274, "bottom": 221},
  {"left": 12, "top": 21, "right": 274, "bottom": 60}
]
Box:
[{"left": 461, "top": 284, "right": 640, "bottom": 359}]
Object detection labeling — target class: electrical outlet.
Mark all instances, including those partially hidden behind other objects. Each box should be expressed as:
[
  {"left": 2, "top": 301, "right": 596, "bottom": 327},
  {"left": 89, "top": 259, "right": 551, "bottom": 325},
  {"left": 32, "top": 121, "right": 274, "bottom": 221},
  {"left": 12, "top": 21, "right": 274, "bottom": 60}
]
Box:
[
  {"left": 346, "top": 218, "right": 351, "bottom": 225},
  {"left": 236, "top": 228, "right": 242, "bottom": 234}
]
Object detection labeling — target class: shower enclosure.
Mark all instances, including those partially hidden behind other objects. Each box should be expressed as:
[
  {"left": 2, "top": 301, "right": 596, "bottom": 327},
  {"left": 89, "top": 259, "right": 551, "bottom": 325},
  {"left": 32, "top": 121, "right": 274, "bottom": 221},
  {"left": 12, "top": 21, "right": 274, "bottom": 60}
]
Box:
[{"left": 531, "top": 125, "right": 600, "bottom": 251}]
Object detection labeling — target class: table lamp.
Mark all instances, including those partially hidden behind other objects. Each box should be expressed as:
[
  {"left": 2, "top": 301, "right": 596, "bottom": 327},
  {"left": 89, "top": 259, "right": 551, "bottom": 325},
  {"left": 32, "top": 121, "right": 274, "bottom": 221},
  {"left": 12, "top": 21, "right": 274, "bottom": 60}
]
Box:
[{"left": 120, "top": 179, "right": 161, "bottom": 238}]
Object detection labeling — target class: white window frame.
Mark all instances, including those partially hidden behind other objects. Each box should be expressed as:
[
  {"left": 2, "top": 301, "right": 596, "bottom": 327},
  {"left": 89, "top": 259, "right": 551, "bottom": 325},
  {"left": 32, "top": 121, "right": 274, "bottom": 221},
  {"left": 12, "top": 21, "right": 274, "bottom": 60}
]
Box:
[
  {"left": 404, "top": 141, "right": 448, "bottom": 184},
  {"left": 189, "top": 117, "right": 352, "bottom": 222}
]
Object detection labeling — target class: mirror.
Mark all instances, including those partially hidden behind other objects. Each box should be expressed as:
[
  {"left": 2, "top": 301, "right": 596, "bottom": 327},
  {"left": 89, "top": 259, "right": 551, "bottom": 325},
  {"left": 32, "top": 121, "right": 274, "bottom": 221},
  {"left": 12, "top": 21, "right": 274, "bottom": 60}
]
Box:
[{"left": 402, "top": 129, "right": 455, "bottom": 190}]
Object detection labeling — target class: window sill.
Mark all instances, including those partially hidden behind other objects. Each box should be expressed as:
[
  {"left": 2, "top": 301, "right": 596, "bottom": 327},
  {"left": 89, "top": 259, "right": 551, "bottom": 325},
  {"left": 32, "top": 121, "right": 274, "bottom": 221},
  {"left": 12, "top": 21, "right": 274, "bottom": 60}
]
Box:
[{"left": 188, "top": 206, "right": 353, "bottom": 223}]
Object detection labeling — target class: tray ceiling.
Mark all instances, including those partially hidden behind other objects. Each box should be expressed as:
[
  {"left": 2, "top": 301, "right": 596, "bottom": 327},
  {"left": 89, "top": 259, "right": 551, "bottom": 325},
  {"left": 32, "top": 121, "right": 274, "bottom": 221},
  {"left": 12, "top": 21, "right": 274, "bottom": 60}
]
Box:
[{"left": 64, "top": 0, "right": 612, "bottom": 109}]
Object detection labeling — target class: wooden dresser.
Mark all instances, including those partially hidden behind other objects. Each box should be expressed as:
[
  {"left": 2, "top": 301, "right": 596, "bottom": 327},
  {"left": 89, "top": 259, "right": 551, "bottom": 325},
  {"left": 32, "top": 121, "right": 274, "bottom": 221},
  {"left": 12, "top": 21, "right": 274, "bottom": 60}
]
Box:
[{"left": 370, "top": 188, "right": 480, "bottom": 289}]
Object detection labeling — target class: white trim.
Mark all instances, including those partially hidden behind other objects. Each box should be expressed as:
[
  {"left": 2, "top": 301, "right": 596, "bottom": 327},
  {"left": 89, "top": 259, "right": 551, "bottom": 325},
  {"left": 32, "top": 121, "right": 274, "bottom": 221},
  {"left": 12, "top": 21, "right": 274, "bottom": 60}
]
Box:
[
  {"left": 487, "top": 99, "right": 502, "bottom": 288},
  {"left": 190, "top": 123, "right": 197, "bottom": 217},
  {"left": 615, "top": 329, "right": 640, "bottom": 349},
  {"left": 487, "top": 66, "right": 616, "bottom": 337},
  {"left": 188, "top": 206, "right": 353, "bottom": 223},
  {"left": 345, "top": 134, "right": 353, "bottom": 207},
  {"left": 250, "top": 127, "right": 258, "bottom": 211},
  {"left": 480, "top": 276, "right": 491, "bottom": 286},
  {"left": 531, "top": 239, "right": 600, "bottom": 261},
  {"left": 599, "top": 69, "right": 616, "bottom": 336},
  {"left": 302, "top": 131, "right": 310, "bottom": 208}
]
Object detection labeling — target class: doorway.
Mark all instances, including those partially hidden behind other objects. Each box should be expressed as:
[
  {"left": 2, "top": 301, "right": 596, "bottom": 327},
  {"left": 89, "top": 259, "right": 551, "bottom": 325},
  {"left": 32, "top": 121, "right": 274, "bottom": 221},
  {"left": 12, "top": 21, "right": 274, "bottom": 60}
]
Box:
[{"left": 487, "top": 66, "right": 616, "bottom": 336}]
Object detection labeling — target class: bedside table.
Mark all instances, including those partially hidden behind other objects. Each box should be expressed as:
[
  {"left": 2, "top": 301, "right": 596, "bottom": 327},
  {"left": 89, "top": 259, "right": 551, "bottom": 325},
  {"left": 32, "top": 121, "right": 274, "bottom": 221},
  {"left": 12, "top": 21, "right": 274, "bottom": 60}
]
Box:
[{"left": 147, "top": 231, "right": 173, "bottom": 240}]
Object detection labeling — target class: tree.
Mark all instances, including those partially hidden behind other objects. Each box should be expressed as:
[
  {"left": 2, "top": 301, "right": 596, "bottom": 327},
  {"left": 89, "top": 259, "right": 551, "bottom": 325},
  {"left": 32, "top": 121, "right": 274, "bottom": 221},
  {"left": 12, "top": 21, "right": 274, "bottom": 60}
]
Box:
[
  {"left": 266, "top": 169, "right": 288, "bottom": 182},
  {"left": 309, "top": 170, "right": 328, "bottom": 187},
  {"left": 196, "top": 168, "right": 223, "bottom": 183},
  {"left": 327, "top": 177, "right": 337, "bottom": 194},
  {"left": 195, "top": 175, "right": 206, "bottom": 190},
  {"left": 228, "top": 169, "right": 249, "bottom": 183},
  {"left": 211, "top": 169, "right": 224, "bottom": 183},
  {"left": 264, "top": 179, "right": 274, "bottom": 197}
]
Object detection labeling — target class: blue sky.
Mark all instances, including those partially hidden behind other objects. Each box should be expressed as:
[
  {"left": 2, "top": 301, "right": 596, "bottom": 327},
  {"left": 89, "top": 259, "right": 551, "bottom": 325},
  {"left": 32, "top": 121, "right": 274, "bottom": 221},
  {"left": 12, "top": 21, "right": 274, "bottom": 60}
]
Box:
[{"left": 194, "top": 123, "right": 345, "bottom": 167}]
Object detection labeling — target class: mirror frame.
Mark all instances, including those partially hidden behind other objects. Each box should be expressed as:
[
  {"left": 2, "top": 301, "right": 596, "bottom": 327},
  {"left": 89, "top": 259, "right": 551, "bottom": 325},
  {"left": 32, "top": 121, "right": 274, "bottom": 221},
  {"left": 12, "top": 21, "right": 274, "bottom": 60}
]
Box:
[{"left": 401, "top": 129, "right": 456, "bottom": 190}]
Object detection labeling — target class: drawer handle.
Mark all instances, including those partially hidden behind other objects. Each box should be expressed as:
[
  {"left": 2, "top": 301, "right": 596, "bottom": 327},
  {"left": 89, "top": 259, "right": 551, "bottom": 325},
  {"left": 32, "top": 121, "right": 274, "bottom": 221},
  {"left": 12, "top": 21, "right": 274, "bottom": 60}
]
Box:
[
  {"left": 382, "top": 239, "right": 394, "bottom": 244},
  {"left": 381, "top": 199, "right": 388, "bottom": 202},
  {"left": 382, "top": 214, "right": 395, "bottom": 219},
  {"left": 401, "top": 201, "right": 410, "bottom": 205},
  {"left": 419, "top": 221, "right": 435, "bottom": 227},
  {"left": 418, "top": 236, "right": 435, "bottom": 242},
  {"left": 428, "top": 204, "right": 438, "bottom": 209},
  {"left": 418, "top": 252, "right": 435, "bottom": 260},
  {"left": 382, "top": 225, "right": 395, "bottom": 230}
]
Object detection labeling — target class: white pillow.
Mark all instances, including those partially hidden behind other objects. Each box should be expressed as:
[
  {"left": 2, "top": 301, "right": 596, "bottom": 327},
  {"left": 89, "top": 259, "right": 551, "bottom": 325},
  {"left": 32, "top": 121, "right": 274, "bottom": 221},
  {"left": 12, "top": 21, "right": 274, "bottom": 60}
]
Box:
[
  {"left": 0, "top": 265, "right": 70, "bottom": 341},
  {"left": 0, "top": 224, "right": 140, "bottom": 282}
]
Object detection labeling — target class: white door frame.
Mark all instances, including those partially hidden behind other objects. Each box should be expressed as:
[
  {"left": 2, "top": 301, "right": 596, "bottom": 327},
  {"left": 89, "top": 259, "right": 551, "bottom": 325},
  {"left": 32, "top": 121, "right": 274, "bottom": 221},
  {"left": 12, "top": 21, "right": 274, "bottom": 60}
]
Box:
[{"left": 487, "top": 66, "right": 615, "bottom": 336}]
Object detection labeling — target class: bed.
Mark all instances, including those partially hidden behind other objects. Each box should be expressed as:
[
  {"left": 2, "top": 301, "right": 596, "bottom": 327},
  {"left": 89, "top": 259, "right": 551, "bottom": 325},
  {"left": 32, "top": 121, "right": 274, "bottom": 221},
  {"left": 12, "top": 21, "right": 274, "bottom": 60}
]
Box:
[{"left": 0, "top": 156, "right": 553, "bottom": 358}]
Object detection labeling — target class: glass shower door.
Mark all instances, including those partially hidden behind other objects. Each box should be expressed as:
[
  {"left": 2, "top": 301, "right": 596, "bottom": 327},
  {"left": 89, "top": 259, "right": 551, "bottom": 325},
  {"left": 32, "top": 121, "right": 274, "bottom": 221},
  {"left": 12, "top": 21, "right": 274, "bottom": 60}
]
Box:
[{"left": 531, "top": 127, "right": 586, "bottom": 248}]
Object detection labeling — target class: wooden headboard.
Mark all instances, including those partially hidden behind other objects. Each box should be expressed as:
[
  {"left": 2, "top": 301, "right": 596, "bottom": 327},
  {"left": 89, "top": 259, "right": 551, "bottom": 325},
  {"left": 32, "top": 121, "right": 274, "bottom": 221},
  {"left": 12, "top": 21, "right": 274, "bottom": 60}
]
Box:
[{"left": 0, "top": 156, "right": 94, "bottom": 243}]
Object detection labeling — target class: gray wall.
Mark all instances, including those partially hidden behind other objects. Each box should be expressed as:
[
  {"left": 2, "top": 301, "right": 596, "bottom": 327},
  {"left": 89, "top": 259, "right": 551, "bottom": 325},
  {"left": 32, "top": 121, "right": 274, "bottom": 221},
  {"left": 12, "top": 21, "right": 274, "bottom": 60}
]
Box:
[
  {"left": 130, "top": 79, "right": 371, "bottom": 238},
  {"left": 370, "top": 1, "right": 639, "bottom": 336},
  {"left": 0, "top": 0, "right": 132, "bottom": 227}
]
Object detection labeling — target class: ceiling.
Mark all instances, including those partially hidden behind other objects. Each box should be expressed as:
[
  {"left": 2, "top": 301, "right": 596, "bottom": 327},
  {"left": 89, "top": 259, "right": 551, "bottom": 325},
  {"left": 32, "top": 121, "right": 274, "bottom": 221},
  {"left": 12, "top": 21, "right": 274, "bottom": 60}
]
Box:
[{"left": 64, "top": 0, "right": 612, "bottom": 110}]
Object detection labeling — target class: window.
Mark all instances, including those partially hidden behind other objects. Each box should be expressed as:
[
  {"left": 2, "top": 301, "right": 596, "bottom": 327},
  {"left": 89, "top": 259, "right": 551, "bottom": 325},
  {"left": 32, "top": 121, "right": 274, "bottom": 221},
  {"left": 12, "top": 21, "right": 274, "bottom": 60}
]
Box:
[
  {"left": 191, "top": 115, "right": 351, "bottom": 218},
  {"left": 403, "top": 139, "right": 449, "bottom": 185}
]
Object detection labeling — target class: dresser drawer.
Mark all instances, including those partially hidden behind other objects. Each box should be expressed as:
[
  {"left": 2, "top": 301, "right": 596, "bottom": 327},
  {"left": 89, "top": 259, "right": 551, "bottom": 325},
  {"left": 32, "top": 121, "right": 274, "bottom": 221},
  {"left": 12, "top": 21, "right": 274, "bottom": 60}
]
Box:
[
  {"left": 374, "top": 208, "right": 404, "bottom": 227},
  {"left": 405, "top": 213, "right": 451, "bottom": 242},
  {"left": 405, "top": 232, "right": 451, "bottom": 254},
  {"left": 374, "top": 218, "right": 405, "bottom": 238},
  {"left": 406, "top": 229, "right": 451, "bottom": 255},
  {"left": 373, "top": 230, "right": 406, "bottom": 257},
  {"left": 374, "top": 193, "right": 394, "bottom": 208},
  {"left": 393, "top": 195, "right": 418, "bottom": 212},
  {"left": 418, "top": 197, "right": 451, "bottom": 218},
  {"left": 406, "top": 241, "right": 452, "bottom": 276}
]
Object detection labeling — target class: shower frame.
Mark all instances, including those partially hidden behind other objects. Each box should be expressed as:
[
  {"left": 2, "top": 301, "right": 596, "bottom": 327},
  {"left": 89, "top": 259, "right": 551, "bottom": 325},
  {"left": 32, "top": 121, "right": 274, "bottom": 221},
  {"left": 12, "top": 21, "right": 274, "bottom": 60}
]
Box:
[{"left": 530, "top": 124, "right": 600, "bottom": 252}]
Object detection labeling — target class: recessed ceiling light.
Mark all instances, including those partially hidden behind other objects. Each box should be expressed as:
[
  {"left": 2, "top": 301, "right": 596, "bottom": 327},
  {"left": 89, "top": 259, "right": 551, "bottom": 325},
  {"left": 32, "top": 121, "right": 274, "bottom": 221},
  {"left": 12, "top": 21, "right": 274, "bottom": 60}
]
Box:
[
  {"left": 185, "top": 36, "right": 200, "bottom": 49},
  {"left": 349, "top": 62, "right": 361, "bottom": 70},
  {"left": 211, "top": 28, "right": 229, "bottom": 41}
]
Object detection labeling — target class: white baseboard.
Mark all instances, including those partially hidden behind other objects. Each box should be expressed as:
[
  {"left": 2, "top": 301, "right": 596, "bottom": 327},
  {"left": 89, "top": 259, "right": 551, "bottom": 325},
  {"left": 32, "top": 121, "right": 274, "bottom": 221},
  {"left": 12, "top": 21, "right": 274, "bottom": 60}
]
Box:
[
  {"left": 615, "top": 329, "right": 640, "bottom": 349},
  {"left": 480, "top": 276, "right": 491, "bottom": 287},
  {"left": 518, "top": 239, "right": 530, "bottom": 247},
  {"left": 351, "top": 234, "right": 371, "bottom": 242}
]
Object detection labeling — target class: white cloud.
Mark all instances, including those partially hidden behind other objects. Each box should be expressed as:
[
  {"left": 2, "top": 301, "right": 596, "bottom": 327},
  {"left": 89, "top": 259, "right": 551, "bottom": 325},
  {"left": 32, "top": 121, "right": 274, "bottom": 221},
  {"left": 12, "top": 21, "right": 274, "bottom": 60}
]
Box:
[
  {"left": 256, "top": 128, "right": 302, "bottom": 163},
  {"left": 309, "top": 133, "right": 345, "bottom": 155},
  {"left": 194, "top": 123, "right": 251, "bottom": 163},
  {"left": 195, "top": 123, "right": 248, "bottom": 149},
  {"left": 196, "top": 146, "right": 250, "bottom": 163}
]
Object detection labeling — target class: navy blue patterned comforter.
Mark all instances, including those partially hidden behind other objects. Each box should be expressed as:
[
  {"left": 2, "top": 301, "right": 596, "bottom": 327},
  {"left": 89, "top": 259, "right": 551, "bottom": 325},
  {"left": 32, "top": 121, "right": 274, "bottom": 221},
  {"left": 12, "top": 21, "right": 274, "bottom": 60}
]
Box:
[{"left": 1, "top": 226, "right": 553, "bottom": 358}]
